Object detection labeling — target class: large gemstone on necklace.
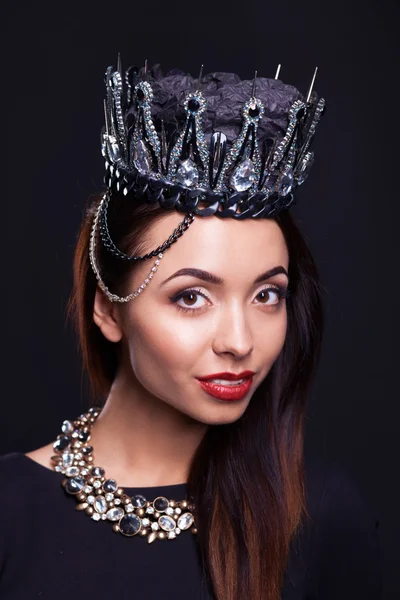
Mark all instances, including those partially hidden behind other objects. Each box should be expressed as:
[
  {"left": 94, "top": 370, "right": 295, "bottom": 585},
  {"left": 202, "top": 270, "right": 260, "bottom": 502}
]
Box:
[
  {"left": 53, "top": 436, "right": 71, "bottom": 452},
  {"left": 65, "top": 466, "right": 80, "bottom": 477},
  {"left": 158, "top": 515, "right": 176, "bottom": 532},
  {"left": 175, "top": 159, "right": 199, "bottom": 187},
  {"left": 133, "top": 139, "right": 151, "bottom": 174},
  {"left": 177, "top": 512, "right": 194, "bottom": 530},
  {"left": 61, "top": 453, "right": 75, "bottom": 468},
  {"left": 119, "top": 514, "right": 142, "bottom": 536},
  {"left": 94, "top": 495, "right": 108, "bottom": 514},
  {"left": 107, "top": 507, "right": 124, "bottom": 521},
  {"left": 230, "top": 158, "right": 256, "bottom": 192},
  {"left": 132, "top": 494, "right": 147, "bottom": 508},
  {"left": 65, "top": 476, "right": 86, "bottom": 495},
  {"left": 103, "top": 479, "right": 118, "bottom": 493},
  {"left": 78, "top": 430, "right": 90, "bottom": 442},
  {"left": 153, "top": 497, "right": 169, "bottom": 512}
]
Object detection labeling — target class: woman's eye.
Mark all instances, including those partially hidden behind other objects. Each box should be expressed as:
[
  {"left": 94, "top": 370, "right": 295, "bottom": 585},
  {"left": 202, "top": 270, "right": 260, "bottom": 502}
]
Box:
[
  {"left": 171, "top": 286, "right": 287, "bottom": 314},
  {"left": 172, "top": 289, "right": 210, "bottom": 313},
  {"left": 256, "top": 288, "right": 282, "bottom": 305}
]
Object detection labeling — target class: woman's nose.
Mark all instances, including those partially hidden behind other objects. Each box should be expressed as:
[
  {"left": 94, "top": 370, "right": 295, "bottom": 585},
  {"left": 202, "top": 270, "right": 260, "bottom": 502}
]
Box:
[{"left": 211, "top": 305, "right": 254, "bottom": 358}]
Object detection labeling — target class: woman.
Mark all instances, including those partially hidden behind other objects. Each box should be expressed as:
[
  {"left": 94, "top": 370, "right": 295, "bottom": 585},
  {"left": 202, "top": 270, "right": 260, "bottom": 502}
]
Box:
[{"left": 0, "top": 60, "right": 381, "bottom": 599}]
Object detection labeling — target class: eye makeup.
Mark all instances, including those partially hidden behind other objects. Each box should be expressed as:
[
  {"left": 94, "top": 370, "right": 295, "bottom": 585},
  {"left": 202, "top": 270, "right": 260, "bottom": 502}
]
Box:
[{"left": 169, "top": 284, "right": 290, "bottom": 315}]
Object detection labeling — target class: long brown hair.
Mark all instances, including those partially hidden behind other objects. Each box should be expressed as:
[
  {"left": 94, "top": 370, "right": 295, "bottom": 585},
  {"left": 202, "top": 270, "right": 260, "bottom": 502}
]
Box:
[{"left": 66, "top": 191, "right": 324, "bottom": 600}]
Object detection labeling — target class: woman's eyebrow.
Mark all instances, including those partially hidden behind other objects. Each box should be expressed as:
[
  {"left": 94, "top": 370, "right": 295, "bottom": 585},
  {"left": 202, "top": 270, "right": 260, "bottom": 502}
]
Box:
[{"left": 159, "top": 266, "right": 288, "bottom": 287}]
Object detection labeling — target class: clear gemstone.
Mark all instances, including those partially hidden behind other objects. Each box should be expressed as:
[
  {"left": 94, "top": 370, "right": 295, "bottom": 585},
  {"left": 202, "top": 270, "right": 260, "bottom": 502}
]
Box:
[
  {"left": 103, "top": 479, "right": 118, "bottom": 493},
  {"left": 175, "top": 528, "right": 181, "bottom": 535},
  {"left": 134, "top": 140, "right": 151, "bottom": 174},
  {"left": 87, "top": 495, "right": 95, "bottom": 504},
  {"left": 146, "top": 506, "right": 155, "bottom": 514},
  {"left": 151, "top": 522, "right": 160, "bottom": 531},
  {"left": 106, "top": 507, "right": 124, "bottom": 521},
  {"left": 62, "top": 453, "right": 75, "bottom": 468},
  {"left": 175, "top": 507, "right": 182, "bottom": 515},
  {"left": 296, "top": 153, "right": 314, "bottom": 185},
  {"left": 230, "top": 158, "right": 256, "bottom": 191},
  {"left": 125, "top": 504, "right": 134, "bottom": 513},
  {"left": 142, "top": 518, "right": 150, "bottom": 527},
  {"left": 277, "top": 168, "right": 294, "bottom": 196},
  {"left": 94, "top": 496, "right": 108, "bottom": 514},
  {"left": 177, "top": 512, "right": 194, "bottom": 530},
  {"left": 64, "top": 476, "right": 86, "bottom": 495},
  {"left": 175, "top": 159, "right": 199, "bottom": 187},
  {"left": 65, "top": 466, "right": 80, "bottom": 477},
  {"left": 105, "top": 493, "right": 114, "bottom": 502},
  {"left": 92, "top": 513, "right": 101, "bottom": 521},
  {"left": 61, "top": 420, "right": 74, "bottom": 434},
  {"left": 165, "top": 507, "right": 174, "bottom": 516},
  {"left": 168, "top": 531, "right": 176, "bottom": 539},
  {"left": 93, "top": 481, "right": 101, "bottom": 489},
  {"left": 158, "top": 515, "right": 176, "bottom": 532},
  {"left": 107, "top": 135, "right": 120, "bottom": 162},
  {"left": 132, "top": 494, "right": 147, "bottom": 508},
  {"left": 84, "top": 486, "right": 93, "bottom": 494}
]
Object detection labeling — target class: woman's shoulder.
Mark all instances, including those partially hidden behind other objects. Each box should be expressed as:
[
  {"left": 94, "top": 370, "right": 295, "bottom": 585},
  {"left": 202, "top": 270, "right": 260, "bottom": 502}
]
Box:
[{"left": 0, "top": 444, "right": 56, "bottom": 493}]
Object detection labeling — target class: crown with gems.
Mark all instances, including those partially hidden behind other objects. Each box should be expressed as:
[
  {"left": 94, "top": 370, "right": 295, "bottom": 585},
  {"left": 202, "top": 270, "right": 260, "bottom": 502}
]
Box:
[{"left": 101, "top": 57, "right": 326, "bottom": 219}]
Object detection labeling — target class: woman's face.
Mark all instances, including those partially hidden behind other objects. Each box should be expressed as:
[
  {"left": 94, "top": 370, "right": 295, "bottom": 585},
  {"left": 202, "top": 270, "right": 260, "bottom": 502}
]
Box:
[{"left": 97, "top": 211, "right": 289, "bottom": 425}]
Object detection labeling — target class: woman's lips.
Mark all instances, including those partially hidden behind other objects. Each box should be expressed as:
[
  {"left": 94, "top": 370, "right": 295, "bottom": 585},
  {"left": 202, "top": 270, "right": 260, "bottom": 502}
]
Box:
[{"left": 196, "top": 376, "right": 254, "bottom": 401}]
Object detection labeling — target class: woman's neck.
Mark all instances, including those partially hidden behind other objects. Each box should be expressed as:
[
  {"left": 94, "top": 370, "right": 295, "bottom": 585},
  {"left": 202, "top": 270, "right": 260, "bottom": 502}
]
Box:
[{"left": 88, "top": 371, "right": 208, "bottom": 488}]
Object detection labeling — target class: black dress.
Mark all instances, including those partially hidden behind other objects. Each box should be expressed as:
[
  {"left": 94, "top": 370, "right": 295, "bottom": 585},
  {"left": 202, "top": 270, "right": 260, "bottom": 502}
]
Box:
[{"left": 0, "top": 451, "right": 381, "bottom": 599}]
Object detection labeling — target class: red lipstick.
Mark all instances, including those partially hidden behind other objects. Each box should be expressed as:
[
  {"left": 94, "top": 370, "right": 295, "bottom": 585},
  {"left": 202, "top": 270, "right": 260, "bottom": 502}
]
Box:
[
  {"left": 197, "top": 371, "right": 255, "bottom": 381},
  {"left": 196, "top": 371, "right": 255, "bottom": 401}
]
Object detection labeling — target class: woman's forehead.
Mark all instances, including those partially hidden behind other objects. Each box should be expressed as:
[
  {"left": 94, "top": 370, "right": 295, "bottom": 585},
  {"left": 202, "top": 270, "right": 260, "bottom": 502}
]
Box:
[{"left": 146, "top": 212, "right": 289, "bottom": 275}]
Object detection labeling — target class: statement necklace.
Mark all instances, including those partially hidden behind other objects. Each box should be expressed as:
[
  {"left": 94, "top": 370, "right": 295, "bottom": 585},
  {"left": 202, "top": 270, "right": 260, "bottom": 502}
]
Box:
[{"left": 51, "top": 406, "right": 197, "bottom": 543}]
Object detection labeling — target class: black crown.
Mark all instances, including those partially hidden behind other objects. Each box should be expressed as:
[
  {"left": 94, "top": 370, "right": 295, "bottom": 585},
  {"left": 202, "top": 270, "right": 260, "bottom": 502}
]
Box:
[{"left": 101, "top": 59, "right": 326, "bottom": 219}]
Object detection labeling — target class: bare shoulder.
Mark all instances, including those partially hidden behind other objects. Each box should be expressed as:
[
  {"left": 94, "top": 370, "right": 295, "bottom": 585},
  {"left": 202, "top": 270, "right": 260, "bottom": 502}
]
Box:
[{"left": 25, "top": 442, "right": 55, "bottom": 471}]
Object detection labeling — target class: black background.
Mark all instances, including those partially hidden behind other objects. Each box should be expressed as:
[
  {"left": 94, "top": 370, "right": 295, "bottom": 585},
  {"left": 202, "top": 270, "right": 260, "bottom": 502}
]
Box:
[{"left": 3, "top": 0, "right": 399, "bottom": 597}]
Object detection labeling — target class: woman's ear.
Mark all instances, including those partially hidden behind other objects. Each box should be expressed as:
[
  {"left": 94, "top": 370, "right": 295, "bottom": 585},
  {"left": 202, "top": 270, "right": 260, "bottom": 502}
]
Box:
[{"left": 93, "top": 286, "right": 123, "bottom": 343}]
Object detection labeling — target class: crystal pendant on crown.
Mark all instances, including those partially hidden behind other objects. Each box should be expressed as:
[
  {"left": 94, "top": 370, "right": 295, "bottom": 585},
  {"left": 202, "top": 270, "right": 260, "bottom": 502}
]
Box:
[
  {"left": 295, "top": 151, "right": 315, "bottom": 185},
  {"left": 216, "top": 95, "right": 265, "bottom": 194},
  {"left": 230, "top": 149, "right": 257, "bottom": 192},
  {"left": 129, "top": 80, "right": 161, "bottom": 177},
  {"left": 274, "top": 137, "right": 297, "bottom": 197},
  {"left": 168, "top": 90, "right": 208, "bottom": 188},
  {"left": 133, "top": 139, "right": 153, "bottom": 174},
  {"left": 103, "top": 65, "right": 129, "bottom": 169},
  {"left": 175, "top": 155, "right": 199, "bottom": 187}
]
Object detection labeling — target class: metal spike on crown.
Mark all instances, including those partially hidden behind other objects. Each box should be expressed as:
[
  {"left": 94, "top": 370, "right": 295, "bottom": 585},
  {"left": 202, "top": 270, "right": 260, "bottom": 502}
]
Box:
[{"left": 101, "top": 56, "right": 326, "bottom": 220}]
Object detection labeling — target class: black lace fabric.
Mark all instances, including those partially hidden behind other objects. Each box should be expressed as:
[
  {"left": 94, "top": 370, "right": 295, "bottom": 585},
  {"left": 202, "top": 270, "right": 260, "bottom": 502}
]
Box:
[{"left": 126, "top": 64, "right": 305, "bottom": 143}]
